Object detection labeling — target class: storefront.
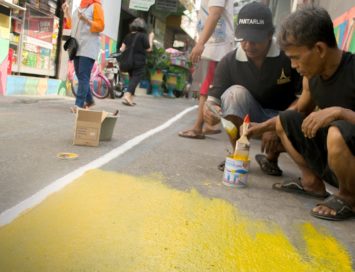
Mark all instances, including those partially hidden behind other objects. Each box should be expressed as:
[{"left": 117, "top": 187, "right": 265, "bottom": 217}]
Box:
[
  {"left": 0, "top": 0, "right": 25, "bottom": 95},
  {"left": 10, "top": 3, "right": 59, "bottom": 77},
  {"left": 5, "top": 0, "right": 121, "bottom": 96}
]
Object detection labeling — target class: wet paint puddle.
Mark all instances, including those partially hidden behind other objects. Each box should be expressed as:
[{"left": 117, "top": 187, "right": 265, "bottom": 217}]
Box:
[{"left": 0, "top": 170, "right": 352, "bottom": 271}]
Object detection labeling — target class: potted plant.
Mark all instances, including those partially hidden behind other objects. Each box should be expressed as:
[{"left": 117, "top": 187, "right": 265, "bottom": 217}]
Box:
[{"left": 147, "top": 46, "right": 170, "bottom": 94}]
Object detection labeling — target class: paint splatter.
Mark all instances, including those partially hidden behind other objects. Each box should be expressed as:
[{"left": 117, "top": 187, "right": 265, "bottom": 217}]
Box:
[{"left": 0, "top": 170, "right": 352, "bottom": 271}]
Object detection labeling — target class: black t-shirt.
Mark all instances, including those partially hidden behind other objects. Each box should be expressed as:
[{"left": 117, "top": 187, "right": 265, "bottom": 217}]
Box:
[
  {"left": 209, "top": 47, "right": 301, "bottom": 111},
  {"left": 123, "top": 32, "right": 150, "bottom": 68},
  {"left": 309, "top": 51, "right": 355, "bottom": 110}
]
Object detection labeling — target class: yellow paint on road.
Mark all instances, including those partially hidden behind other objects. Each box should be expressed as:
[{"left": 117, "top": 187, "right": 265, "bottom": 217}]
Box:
[{"left": 0, "top": 170, "right": 352, "bottom": 271}]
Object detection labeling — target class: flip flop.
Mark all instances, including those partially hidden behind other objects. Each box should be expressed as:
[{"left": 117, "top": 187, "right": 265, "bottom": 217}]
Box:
[
  {"left": 273, "top": 177, "right": 330, "bottom": 199},
  {"left": 255, "top": 154, "right": 283, "bottom": 176},
  {"left": 122, "top": 98, "right": 135, "bottom": 106},
  {"left": 84, "top": 101, "right": 95, "bottom": 109},
  {"left": 311, "top": 195, "right": 355, "bottom": 221},
  {"left": 218, "top": 160, "right": 225, "bottom": 172},
  {"left": 178, "top": 129, "right": 205, "bottom": 139},
  {"left": 202, "top": 129, "right": 222, "bottom": 135}
]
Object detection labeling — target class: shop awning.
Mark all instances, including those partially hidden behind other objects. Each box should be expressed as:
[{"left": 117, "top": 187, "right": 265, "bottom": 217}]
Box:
[{"left": 0, "top": 0, "right": 26, "bottom": 10}]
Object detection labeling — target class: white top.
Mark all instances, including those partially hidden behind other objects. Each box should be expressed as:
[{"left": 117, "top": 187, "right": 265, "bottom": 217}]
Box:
[
  {"left": 71, "top": 5, "right": 101, "bottom": 60},
  {"left": 197, "top": 0, "right": 235, "bottom": 61}
]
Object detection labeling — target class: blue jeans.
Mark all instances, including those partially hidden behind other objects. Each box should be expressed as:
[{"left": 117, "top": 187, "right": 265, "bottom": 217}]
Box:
[{"left": 74, "top": 56, "right": 95, "bottom": 108}]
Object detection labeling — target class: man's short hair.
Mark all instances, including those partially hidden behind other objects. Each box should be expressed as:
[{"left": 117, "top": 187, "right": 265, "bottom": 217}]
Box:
[{"left": 278, "top": 5, "right": 337, "bottom": 49}]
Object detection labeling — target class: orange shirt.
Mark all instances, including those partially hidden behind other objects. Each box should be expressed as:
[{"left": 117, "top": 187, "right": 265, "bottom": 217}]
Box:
[{"left": 66, "top": 3, "right": 104, "bottom": 33}]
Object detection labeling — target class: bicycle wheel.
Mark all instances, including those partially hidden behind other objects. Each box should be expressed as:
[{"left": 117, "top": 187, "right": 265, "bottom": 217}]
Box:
[
  {"left": 70, "top": 73, "right": 79, "bottom": 97},
  {"left": 90, "top": 74, "right": 110, "bottom": 99},
  {"left": 112, "top": 81, "right": 125, "bottom": 98}
]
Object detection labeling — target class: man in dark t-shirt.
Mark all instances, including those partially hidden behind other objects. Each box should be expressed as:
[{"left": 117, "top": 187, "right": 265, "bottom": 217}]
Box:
[
  {"left": 249, "top": 6, "right": 355, "bottom": 221},
  {"left": 204, "top": 3, "right": 301, "bottom": 175}
]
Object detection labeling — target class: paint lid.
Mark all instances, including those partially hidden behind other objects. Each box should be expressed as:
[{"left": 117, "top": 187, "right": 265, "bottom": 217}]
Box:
[{"left": 57, "top": 152, "right": 79, "bottom": 160}]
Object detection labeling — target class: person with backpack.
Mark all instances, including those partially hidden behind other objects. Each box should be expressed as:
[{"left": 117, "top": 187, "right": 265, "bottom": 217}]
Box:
[{"left": 120, "top": 18, "right": 154, "bottom": 106}]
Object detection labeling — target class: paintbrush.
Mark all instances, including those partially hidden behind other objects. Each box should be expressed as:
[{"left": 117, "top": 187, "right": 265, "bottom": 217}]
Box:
[
  {"left": 205, "top": 102, "right": 238, "bottom": 139},
  {"left": 233, "top": 114, "right": 250, "bottom": 160}
]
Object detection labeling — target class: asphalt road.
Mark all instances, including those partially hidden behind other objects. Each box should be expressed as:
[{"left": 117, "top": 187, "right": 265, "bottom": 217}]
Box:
[{"left": 0, "top": 93, "right": 354, "bottom": 270}]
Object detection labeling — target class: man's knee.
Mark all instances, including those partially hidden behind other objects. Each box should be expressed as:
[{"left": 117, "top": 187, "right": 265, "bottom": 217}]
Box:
[
  {"left": 221, "top": 85, "right": 251, "bottom": 106},
  {"left": 327, "top": 126, "right": 347, "bottom": 165},
  {"left": 275, "top": 115, "right": 284, "bottom": 137}
]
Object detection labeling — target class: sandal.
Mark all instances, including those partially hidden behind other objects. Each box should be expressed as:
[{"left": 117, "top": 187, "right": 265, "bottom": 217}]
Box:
[
  {"left": 311, "top": 195, "right": 355, "bottom": 221},
  {"left": 255, "top": 154, "right": 283, "bottom": 176},
  {"left": 122, "top": 98, "right": 136, "bottom": 106},
  {"left": 273, "top": 177, "right": 330, "bottom": 199},
  {"left": 218, "top": 160, "right": 225, "bottom": 172},
  {"left": 84, "top": 101, "right": 95, "bottom": 109},
  {"left": 202, "top": 128, "right": 222, "bottom": 135},
  {"left": 178, "top": 129, "right": 205, "bottom": 139}
]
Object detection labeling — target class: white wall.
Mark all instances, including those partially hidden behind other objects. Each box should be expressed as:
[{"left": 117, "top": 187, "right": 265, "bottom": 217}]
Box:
[{"left": 102, "top": 0, "right": 121, "bottom": 40}]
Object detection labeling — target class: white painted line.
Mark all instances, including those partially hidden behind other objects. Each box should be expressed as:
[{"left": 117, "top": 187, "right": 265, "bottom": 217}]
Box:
[{"left": 0, "top": 105, "right": 198, "bottom": 227}]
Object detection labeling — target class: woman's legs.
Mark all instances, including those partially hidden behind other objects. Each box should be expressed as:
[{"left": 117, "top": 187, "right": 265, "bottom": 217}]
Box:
[
  {"left": 123, "top": 67, "right": 145, "bottom": 104},
  {"left": 74, "top": 56, "right": 95, "bottom": 108}
]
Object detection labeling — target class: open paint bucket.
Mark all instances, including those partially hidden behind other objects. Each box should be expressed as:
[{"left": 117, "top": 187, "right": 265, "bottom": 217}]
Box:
[{"left": 222, "top": 156, "right": 250, "bottom": 187}]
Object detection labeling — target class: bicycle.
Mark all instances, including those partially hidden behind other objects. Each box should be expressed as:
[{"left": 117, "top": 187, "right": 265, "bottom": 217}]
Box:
[
  {"left": 105, "top": 52, "right": 127, "bottom": 98},
  {"left": 68, "top": 54, "right": 126, "bottom": 99}
]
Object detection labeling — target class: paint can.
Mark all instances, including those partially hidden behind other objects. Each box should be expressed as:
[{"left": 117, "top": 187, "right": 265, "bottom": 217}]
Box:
[{"left": 222, "top": 156, "right": 250, "bottom": 188}]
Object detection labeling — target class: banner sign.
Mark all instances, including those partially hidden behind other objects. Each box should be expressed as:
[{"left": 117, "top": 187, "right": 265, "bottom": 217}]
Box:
[
  {"left": 156, "top": 0, "right": 177, "bottom": 12},
  {"left": 129, "top": 0, "right": 155, "bottom": 11}
]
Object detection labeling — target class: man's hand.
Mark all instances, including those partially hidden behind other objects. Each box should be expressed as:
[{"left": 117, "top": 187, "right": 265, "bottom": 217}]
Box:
[
  {"left": 261, "top": 131, "right": 280, "bottom": 154},
  {"left": 246, "top": 118, "right": 277, "bottom": 138},
  {"left": 203, "top": 101, "right": 221, "bottom": 126},
  {"left": 302, "top": 107, "right": 341, "bottom": 138},
  {"left": 190, "top": 42, "right": 205, "bottom": 64}
]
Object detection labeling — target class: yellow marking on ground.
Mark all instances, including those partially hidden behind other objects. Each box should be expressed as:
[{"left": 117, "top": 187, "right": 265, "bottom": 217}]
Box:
[{"left": 0, "top": 170, "right": 352, "bottom": 271}]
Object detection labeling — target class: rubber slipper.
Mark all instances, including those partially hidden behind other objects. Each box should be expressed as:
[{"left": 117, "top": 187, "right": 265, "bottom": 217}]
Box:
[
  {"left": 122, "top": 98, "right": 135, "bottom": 106},
  {"left": 311, "top": 195, "right": 355, "bottom": 221},
  {"left": 273, "top": 177, "right": 330, "bottom": 199},
  {"left": 178, "top": 129, "right": 205, "bottom": 139},
  {"left": 218, "top": 160, "right": 225, "bottom": 172},
  {"left": 84, "top": 101, "right": 95, "bottom": 109},
  {"left": 255, "top": 154, "right": 283, "bottom": 176},
  {"left": 202, "top": 129, "right": 222, "bottom": 135}
]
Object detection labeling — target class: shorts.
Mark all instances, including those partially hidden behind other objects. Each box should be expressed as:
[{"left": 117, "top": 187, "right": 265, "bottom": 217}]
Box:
[
  {"left": 200, "top": 60, "right": 217, "bottom": 96},
  {"left": 221, "top": 85, "right": 279, "bottom": 122},
  {"left": 279, "top": 110, "right": 355, "bottom": 188},
  {"left": 191, "top": 59, "right": 217, "bottom": 96}
]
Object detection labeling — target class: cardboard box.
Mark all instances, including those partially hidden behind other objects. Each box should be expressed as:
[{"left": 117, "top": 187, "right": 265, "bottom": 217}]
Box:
[
  {"left": 73, "top": 109, "right": 117, "bottom": 146},
  {"left": 100, "top": 115, "right": 118, "bottom": 141}
]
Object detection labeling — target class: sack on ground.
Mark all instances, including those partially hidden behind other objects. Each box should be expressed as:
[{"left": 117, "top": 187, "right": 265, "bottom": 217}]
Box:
[
  {"left": 119, "top": 48, "right": 134, "bottom": 72},
  {"left": 64, "top": 37, "right": 79, "bottom": 61}
]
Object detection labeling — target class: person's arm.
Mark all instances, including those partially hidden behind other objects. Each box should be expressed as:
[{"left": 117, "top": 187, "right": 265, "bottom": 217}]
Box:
[
  {"left": 79, "top": 3, "right": 105, "bottom": 32},
  {"left": 207, "top": 53, "right": 232, "bottom": 105},
  {"left": 120, "top": 43, "right": 126, "bottom": 52},
  {"left": 190, "top": 6, "right": 224, "bottom": 63},
  {"left": 204, "top": 53, "right": 233, "bottom": 126},
  {"left": 246, "top": 77, "right": 315, "bottom": 137},
  {"left": 300, "top": 78, "right": 355, "bottom": 138},
  {"left": 62, "top": 2, "right": 72, "bottom": 27},
  {"left": 146, "top": 32, "right": 154, "bottom": 52}
]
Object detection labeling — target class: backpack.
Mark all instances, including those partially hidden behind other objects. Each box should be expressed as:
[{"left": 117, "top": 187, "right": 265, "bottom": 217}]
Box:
[{"left": 119, "top": 33, "right": 139, "bottom": 72}]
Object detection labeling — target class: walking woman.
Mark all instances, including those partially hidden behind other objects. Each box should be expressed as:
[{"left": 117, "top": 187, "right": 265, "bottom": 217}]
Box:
[
  {"left": 120, "top": 18, "right": 154, "bottom": 106},
  {"left": 62, "top": 0, "right": 105, "bottom": 112}
]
